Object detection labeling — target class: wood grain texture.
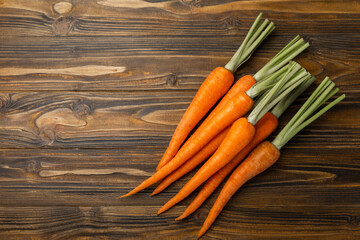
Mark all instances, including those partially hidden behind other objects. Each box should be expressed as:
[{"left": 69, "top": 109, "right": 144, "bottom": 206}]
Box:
[{"left": 0, "top": 0, "right": 359, "bottom": 239}]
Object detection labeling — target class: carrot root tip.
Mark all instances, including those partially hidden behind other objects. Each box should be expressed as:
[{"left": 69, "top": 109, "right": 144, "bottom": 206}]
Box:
[
  {"left": 157, "top": 207, "right": 167, "bottom": 215},
  {"left": 117, "top": 194, "right": 129, "bottom": 199},
  {"left": 198, "top": 230, "right": 206, "bottom": 239}
]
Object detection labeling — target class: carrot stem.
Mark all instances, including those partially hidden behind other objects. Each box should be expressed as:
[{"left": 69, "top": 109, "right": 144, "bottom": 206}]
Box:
[
  {"left": 271, "top": 76, "right": 315, "bottom": 118},
  {"left": 286, "top": 95, "right": 345, "bottom": 144},
  {"left": 321, "top": 88, "right": 339, "bottom": 105},
  {"left": 238, "top": 22, "right": 275, "bottom": 67},
  {"left": 253, "top": 36, "right": 309, "bottom": 81},
  {"left": 272, "top": 77, "right": 345, "bottom": 150},
  {"left": 273, "top": 78, "right": 332, "bottom": 147},
  {"left": 225, "top": 13, "right": 275, "bottom": 73},
  {"left": 256, "top": 72, "right": 312, "bottom": 122},
  {"left": 247, "top": 63, "right": 289, "bottom": 98},
  {"left": 247, "top": 61, "right": 303, "bottom": 125}
]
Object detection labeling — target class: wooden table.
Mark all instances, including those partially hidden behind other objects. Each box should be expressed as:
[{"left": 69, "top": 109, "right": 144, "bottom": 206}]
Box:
[{"left": 1, "top": 1, "right": 359, "bottom": 239}]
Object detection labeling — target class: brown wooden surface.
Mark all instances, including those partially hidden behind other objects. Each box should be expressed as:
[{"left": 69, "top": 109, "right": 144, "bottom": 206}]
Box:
[{"left": 0, "top": 0, "right": 359, "bottom": 239}]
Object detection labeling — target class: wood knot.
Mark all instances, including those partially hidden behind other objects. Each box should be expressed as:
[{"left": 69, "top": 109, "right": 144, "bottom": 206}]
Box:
[
  {"left": 39, "top": 127, "right": 55, "bottom": 146},
  {"left": 53, "top": 16, "right": 74, "bottom": 36},
  {"left": 0, "top": 93, "right": 11, "bottom": 110},
  {"left": 26, "top": 160, "right": 40, "bottom": 173},
  {"left": 348, "top": 216, "right": 360, "bottom": 226},
  {"left": 73, "top": 103, "right": 91, "bottom": 118},
  {"left": 193, "top": 207, "right": 209, "bottom": 226},
  {"left": 166, "top": 74, "right": 178, "bottom": 87},
  {"left": 89, "top": 207, "right": 101, "bottom": 218},
  {"left": 221, "top": 17, "right": 241, "bottom": 30},
  {"left": 53, "top": 2, "right": 73, "bottom": 14},
  {"left": 181, "top": 0, "right": 202, "bottom": 8}
]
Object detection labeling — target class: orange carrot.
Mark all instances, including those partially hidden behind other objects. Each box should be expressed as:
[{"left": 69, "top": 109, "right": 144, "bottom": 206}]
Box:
[
  {"left": 153, "top": 69, "right": 299, "bottom": 195},
  {"left": 157, "top": 14, "right": 274, "bottom": 171},
  {"left": 177, "top": 73, "right": 316, "bottom": 220},
  {"left": 152, "top": 126, "right": 231, "bottom": 196},
  {"left": 158, "top": 67, "right": 233, "bottom": 168},
  {"left": 176, "top": 112, "right": 278, "bottom": 220},
  {"left": 121, "top": 62, "right": 307, "bottom": 198},
  {"left": 156, "top": 75, "right": 256, "bottom": 171},
  {"left": 197, "top": 78, "right": 345, "bottom": 238},
  {"left": 157, "top": 117, "right": 255, "bottom": 214},
  {"left": 120, "top": 92, "right": 254, "bottom": 198},
  {"left": 156, "top": 61, "right": 309, "bottom": 214},
  {"left": 198, "top": 141, "right": 280, "bottom": 238},
  {"left": 157, "top": 36, "right": 309, "bottom": 171}
]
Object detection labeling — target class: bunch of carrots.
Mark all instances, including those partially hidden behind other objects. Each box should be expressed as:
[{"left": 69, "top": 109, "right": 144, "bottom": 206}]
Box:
[{"left": 120, "top": 13, "right": 345, "bottom": 238}]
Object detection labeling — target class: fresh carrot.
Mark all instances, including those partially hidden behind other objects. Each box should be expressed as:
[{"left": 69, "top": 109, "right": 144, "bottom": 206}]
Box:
[
  {"left": 153, "top": 71, "right": 313, "bottom": 197},
  {"left": 152, "top": 126, "right": 231, "bottom": 196},
  {"left": 121, "top": 62, "right": 299, "bottom": 198},
  {"left": 198, "top": 141, "right": 280, "bottom": 238},
  {"left": 157, "top": 13, "right": 275, "bottom": 171},
  {"left": 157, "top": 35, "right": 309, "bottom": 171},
  {"left": 197, "top": 77, "right": 345, "bottom": 238},
  {"left": 157, "top": 62, "right": 311, "bottom": 214},
  {"left": 152, "top": 67, "right": 291, "bottom": 195},
  {"left": 121, "top": 91, "right": 254, "bottom": 198},
  {"left": 177, "top": 74, "right": 315, "bottom": 220},
  {"left": 176, "top": 112, "right": 278, "bottom": 220},
  {"left": 121, "top": 46, "right": 309, "bottom": 199}
]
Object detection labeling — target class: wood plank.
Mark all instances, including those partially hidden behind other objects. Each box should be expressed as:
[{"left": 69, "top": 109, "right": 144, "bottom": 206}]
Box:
[
  {"left": 1, "top": 147, "right": 359, "bottom": 238},
  {"left": 0, "top": 206, "right": 359, "bottom": 240},
  {"left": 1, "top": 11, "right": 359, "bottom": 38},
  {"left": 0, "top": 147, "right": 359, "bottom": 206},
  {"left": 0, "top": 55, "right": 358, "bottom": 91},
  {"left": 1, "top": 0, "right": 359, "bottom": 21},
  {"left": 0, "top": 34, "right": 359, "bottom": 62},
  {"left": 0, "top": 146, "right": 359, "bottom": 239},
  {"left": 0, "top": 91, "right": 358, "bottom": 148}
]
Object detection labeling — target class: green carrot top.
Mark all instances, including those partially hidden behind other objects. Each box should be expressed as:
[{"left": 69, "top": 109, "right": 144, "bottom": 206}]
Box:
[
  {"left": 247, "top": 61, "right": 313, "bottom": 125},
  {"left": 252, "top": 35, "right": 309, "bottom": 81},
  {"left": 272, "top": 77, "right": 345, "bottom": 150},
  {"left": 225, "top": 13, "right": 275, "bottom": 73}
]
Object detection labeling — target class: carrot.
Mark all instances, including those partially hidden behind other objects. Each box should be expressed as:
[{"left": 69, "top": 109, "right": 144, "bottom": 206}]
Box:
[
  {"left": 120, "top": 91, "right": 254, "bottom": 198},
  {"left": 157, "top": 62, "right": 311, "bottom": 214},
  {"left": 198, "top": 141, "right": 280, "bottom": 238},
  {"left": 122, "top": 63, "right": 293, "bottom": 198},
  {"left": 155, "top": 67, "right": 312, "bottom": 197},
  {"left": 157, "top": 13, "right": 275, "bottom": 171},
  {"left": 197, "top": 77, "right": 345, "bottom": 238},
  {"left": 152, "top": 70, "right": 287, "bottom": 195},
  {"left": 151, "top": 126, "right": 231, "bottom": 196},
  {"left": 157, "top": 36, "right": 309, "bottom": 171},
  {"left": 177, "top": 74, "right": 315, "bottom": 220},
  {"left": 121, "top": 50, "right": 308, "bottom": 199},
  {"left": 176, "top": 112, "right": 278, "bottom": 220}
]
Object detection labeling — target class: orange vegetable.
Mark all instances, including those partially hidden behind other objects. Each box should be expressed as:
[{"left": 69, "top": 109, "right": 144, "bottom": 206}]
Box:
[
  {"left": 157, "top": 61, "right": 309, "bottom": 214},
  {"left": 198, "top": 77, "right": 345, "bottom": 238},
  {"left": 121, "top": 92, "right": 254, "bottom": 198},
  {"left": 177, "top": 73, "right": 316, "bottom": 220},
  {"left": 198, "top": 141, "right": 280, "bottom": 238},
  {"left": 176, "top": 112, "right": 278, "bottom": 220},
  {"left": 158, "top": 36, "right": 309, "bottom": 171},
  {"left": 157, "top": 67, "right": 234, "bottom": 170},
  {"left": 157, "top": 13, "right": 274, "bottom": 171},
  {"left": 152, "top": 126, "right": 231, "bottom": 196}
]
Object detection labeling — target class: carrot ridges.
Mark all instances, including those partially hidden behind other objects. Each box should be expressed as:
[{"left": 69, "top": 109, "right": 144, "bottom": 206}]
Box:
[
  {"left": 177, "top": 112, "right": 279, "bottom": 220},
  {"left": 157, "top": 118, "right": 255, "bottom": 215},
  {"left": 157, "top": 67, "right": 234, "bottom": 171},
  {"left": 198, "top": 141, "right": 280, "bottom": 238}
]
